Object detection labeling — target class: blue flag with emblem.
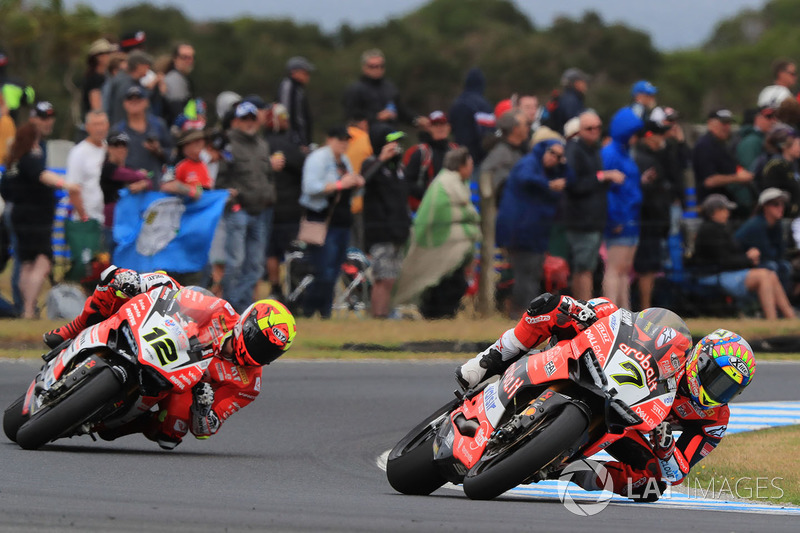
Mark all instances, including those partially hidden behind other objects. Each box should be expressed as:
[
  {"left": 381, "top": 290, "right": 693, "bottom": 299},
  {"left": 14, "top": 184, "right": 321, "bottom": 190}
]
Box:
[{"left": 113, "top": 190, "right": 228, "bottom": 273}]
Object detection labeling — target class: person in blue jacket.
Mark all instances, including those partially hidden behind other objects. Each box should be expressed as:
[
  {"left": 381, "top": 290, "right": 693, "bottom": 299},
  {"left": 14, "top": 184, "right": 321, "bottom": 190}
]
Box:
[
  {"left": 602, "top": 107, "right": 644, "bottom": 309},
  {"left": 496, "top": 139, "right": 571, "bottom": 316}
]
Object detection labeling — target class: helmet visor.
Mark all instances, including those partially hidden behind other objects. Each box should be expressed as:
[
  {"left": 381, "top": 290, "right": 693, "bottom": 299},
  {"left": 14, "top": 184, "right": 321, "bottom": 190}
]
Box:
[
  {"left": 240, "top": 313, "right": 284, "bottom": 365},
  {"left": 697, "top": 351, "right": 742, "bottom": 405}
]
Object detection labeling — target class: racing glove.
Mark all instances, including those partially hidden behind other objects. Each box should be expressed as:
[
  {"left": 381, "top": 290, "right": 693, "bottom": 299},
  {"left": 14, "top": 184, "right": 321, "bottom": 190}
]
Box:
[
  {"left": 190, "top": 382, "right": 220, "bottom": 437},
  {"left": 651, "top": 421, "right": 676, "bottom": 461},
  {"left": 101, "top": 265, "right": 143, "bottom": 299}
]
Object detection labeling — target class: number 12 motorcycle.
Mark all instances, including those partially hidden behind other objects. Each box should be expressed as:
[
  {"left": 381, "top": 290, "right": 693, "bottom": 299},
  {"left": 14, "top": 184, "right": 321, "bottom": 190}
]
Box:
[
  {"left": 3, "top": 287, "right": 215, "bottom": 450},
  {"left": 386, "top": 307, "right": 692, "bottom": 500}
]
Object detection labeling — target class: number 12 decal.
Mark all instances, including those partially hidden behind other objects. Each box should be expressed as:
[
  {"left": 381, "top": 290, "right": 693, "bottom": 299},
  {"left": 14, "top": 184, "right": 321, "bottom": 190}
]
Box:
[{"left": 143, "top": 326, "right": 178, "bottom": 366}]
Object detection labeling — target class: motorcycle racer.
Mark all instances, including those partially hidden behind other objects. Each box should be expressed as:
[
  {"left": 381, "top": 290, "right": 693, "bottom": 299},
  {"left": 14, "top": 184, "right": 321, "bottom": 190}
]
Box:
[
  {"left": 456, "top": 293, "right": 755, "bottom": 502},
  {"left": 43, "top": 265, "right": 297, "bottom": 449}
]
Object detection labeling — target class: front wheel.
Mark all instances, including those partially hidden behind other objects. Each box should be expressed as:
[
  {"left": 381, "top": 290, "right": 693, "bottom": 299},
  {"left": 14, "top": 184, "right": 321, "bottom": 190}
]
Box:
[
  {"left": 463, "top": 403, "right": 589, "bottom": 500},
  {"left": 3, "top": 394, "right": 28, "bottom": 443},
  {"left": 386, "top": 399, "right": 457, "bottom": 495},
  {"left": 15, "top": 368, "right": 123, "bottom": 450}
]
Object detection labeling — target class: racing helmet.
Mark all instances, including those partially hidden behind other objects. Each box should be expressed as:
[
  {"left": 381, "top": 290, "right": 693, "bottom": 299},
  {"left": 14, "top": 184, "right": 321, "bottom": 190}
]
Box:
[
  {"left": 231, "top": 299, "right": 296, "bottom": 366},
  {"left": 686, "top": 329, "right": 755, "bottom": 409}
]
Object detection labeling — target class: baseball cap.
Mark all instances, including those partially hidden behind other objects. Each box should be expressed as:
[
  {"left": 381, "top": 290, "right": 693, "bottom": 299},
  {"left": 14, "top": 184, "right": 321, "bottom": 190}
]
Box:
[
  {"left": 758, "top": 187, "right": 790, "bottom": 207},
  {"left": 702, "top": 193, "right": 737, "bottom": 215},
  {"left": 243, "top": 94, "right": 268, "bottom": 110},
  {"left": 107, "top": 132, "right": 130, "bottom": 146},
  {"left": 708, "top": 109, "right": 735, "bottom": 123},
  {"left": 642, "top": 120, "right": 670, "bottom": 135},
  {"left": 631, "top": 80, "right": 658, "bottom": 96},
  {"left": 234, "top": 101, "right": 259, "bottom": 119},
  {"left": 758, "top": 105, "right": 777, "bottom": 118},
  {"left": 125, "top": 85, "right": 146, "bottom": 100},
  {"left": 494, "top": 99, "right": 513, "bottom": 120},
  {"left": 286, "top": 56, "right": 315, "bottom": 72},
  {"left": 429, "top": 110, "right": 448, "bottom": 125},
  {"left": 32, "top": 101, "right": 55, "bottom": 119},
  {"left": 120, "top": 30, "right": 146, "bottom": 52},
  {"left": 327, "top": 125, "right": 351, "bottom": 140}
]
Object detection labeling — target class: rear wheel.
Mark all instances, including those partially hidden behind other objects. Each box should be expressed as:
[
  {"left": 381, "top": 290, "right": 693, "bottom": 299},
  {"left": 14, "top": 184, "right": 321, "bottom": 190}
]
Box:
[
  {"left": 462, "top": 403, "right": 589, "bottom": 500},
  {"left": 3, "top": 395, "right": 28, "bottom": 443},
  {"left": 386, "top": 399, "right": 457, "bottom": 495},
  {"left": 16, "top": 368, "right": 123, "bottom": 450}
]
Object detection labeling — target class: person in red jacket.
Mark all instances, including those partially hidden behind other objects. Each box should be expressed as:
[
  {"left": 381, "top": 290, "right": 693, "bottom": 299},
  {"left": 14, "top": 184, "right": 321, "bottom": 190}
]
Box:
[
  {"left": 43, "top": 265, "right": 297, "bottom": 449},
  {"left": 456, "top": 293, "right": 755, "bottom": 502}
]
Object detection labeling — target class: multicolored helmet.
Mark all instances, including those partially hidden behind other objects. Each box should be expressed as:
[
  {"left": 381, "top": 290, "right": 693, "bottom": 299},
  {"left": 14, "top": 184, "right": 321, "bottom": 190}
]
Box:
[
  {"left": 231, "top": 299, "right": 296, "bottom": 366},
  {"left": 686, "top": 329, "right": 755, "bottom": 409}
]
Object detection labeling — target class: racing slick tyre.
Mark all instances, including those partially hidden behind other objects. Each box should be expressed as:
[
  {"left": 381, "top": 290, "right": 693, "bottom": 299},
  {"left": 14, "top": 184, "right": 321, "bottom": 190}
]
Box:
[
  {"left": 463, "top": 403, "right": 589, "bottom": 500},
  {"left": 16, "top": 367, "right": 123, "bottom": 450},
  {"left": 3, "top": 395, "right": 28, "bottom": 443},
  {"left": 386, "top": 399, "right": 458, "bottom": 495}
]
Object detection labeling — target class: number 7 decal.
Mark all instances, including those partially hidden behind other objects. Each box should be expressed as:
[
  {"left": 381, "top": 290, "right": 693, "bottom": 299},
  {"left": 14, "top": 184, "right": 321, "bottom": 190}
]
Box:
[{"left": 610, "top": 360, "right": 645, "bottom": 388}]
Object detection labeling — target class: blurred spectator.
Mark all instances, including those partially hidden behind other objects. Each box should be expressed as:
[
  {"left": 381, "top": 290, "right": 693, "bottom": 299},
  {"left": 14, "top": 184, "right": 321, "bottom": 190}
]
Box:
[
  {"left": 112, "top": 85, "right": 172, "bottom": 187},
  {"left": 361, "top": 129, "right": 410, "bottom": 318},
  {"left": 0, "top": 49, "right": 35, "bottom": 122},
  {"left": 66, "top": 111, "right": 109, "bottom": 226},
  {"left": 632, "top": 120, "right": 673, "bottom": 309},
  {"left": 693, "top": 194, "right": 794, "bottom": 319},
  {"left": 602, "top": 107, "right": 644, "bottom": 310},
  {"left": 172, "top": 97, "right": 207, "bottom": 133},
  {"left": 82, "top": 39, "right": 116, "bottom": 116},
  {"left": 481, "top": 110, "right": 529, "bottom": 204},
  {"left": 0, "top": 94, "right": 15, "bottom": 163},
  {"left": 544, "top": 68, "right": 590, "bottom": 135},
  {"left": 242, "top": 94, "right": 270, "bottom": 130},
  {"left": 345, "top": 113, "right": 372, "bottom": 174},
  {"left": 215, "top": 90, "right": 241, "bottom": 129},
  {"left": 278, "top": 56, "right": 314, "bottom": 149},
  {"left": 630, "top": 80, "right": 658, "bottom": 120},
  {"left": 216, "top": 101, "right": 284, "bottom": 312},
  {"left": 264, "top": 104, "right": 306, "bottom": 300},
  {"left": 760, "top": 126, "right": 800, "bottom": 220},
  {"left": 99, "top": 131, "right": 151, "bottom": 256},
  {"left": 105, "top": 50, "right": 154, "bottom": 125},
  {"left": 403, "top": 110, "right": 458, "bottom": 211},
  {"left": 693, "top": 109, "right": 754, "bottom": 219},
  {"left": 2, "top": 120, "right": 79, "bottom": 318},
  {"left": 757, "top": 58, "right": 797, "bottom": 108},
  {"left": 518, "top": 94, "right": 541, "bottom": 135},
  {"left": 449, "top": 67, "right": 494, "bottom": 166},
  {"left": 161, "top": 129, "right": 210, "bottom": 200},
  {"left": 496, "top": 139, "right": 569, "bottom": 316},
  {"left": 343, "top": 49, "right": 423, "bottom": 130},
  {"left": 564, "top": 111, "right": 623, "bottom": 301},
  {"left": 650, "top": 106, "right": 689, "bottom": 207},
  {"left": 735, "top": 188, "right": 794, "bottom": 294},
  {"left": 163, "top": 43, "right": 195, "bottom": 126},
  {"left": 299, "top": 126, "right": 364, "bottom": 318},
  {"left": 392, "top": 147, "right": 481, "bottom": 319},
  {"left": 736, "top": 105, "right": 778, "bottom": 171}
]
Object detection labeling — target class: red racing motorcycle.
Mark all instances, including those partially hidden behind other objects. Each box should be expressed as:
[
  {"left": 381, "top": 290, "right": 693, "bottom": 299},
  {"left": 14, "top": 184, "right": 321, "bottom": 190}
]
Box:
[
  {"left": 386, "top": 307, "right": 692, "bottom": 500},
  {"left": 3, "top": 287, "right": 214, "bottom": 450}
]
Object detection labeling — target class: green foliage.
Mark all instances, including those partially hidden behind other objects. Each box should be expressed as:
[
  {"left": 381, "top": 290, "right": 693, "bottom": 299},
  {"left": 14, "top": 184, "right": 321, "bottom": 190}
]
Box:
[{"left": 2, "top": 0, "right": 800, "bottom": 141}]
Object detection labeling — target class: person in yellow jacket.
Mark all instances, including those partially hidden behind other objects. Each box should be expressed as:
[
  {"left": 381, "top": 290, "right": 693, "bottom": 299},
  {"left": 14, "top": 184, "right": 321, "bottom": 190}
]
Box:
[{"left": 0, "top": 51, "right": 35, "bottom": 122}]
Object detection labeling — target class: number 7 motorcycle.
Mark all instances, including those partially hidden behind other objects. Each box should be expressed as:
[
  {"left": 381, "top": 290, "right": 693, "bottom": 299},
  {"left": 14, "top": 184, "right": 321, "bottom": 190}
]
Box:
[
  {"left": 3, "top": 287, "right": 214, "bottom": 450},
  {"left": 386, "top": 307, "right": 692, "bottom": 500}
]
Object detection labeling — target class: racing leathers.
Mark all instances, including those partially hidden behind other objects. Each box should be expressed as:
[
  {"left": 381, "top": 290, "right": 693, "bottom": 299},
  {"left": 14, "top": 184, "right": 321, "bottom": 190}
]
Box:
[
  {"left": 44, "top": 266, "right": 263, "bottom": 449},
  {"left": 456, "top": 293, "right": 730, "bottom": 502}
]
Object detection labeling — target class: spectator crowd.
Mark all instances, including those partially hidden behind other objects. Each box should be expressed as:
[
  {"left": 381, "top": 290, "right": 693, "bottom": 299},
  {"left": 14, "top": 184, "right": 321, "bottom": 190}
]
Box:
[{"left": 2, "top": 34, "right": 800, "bottom": 322}]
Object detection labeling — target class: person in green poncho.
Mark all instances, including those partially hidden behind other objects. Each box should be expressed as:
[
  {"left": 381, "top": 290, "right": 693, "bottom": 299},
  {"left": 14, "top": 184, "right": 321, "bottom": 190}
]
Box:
[{"left": 392, "top": 146, "right": 481, "bottom": 318}]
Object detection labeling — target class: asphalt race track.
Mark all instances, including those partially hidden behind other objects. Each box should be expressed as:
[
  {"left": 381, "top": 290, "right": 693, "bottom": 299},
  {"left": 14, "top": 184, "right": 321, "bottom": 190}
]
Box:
[{"left": 1, "top": 358, "right": 798, "bottom": 532}]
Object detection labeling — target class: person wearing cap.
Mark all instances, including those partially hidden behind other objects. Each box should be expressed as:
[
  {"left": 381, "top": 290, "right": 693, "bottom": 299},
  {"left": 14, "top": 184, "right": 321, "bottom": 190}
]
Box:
[
  {"left": 104, "top": 49, "right": 154, "bottom": 126},
  {"left": 543, "top": 67, "right": 590, "bottom": 135},
  {"left": 0, "top": 49, "right": 36, "bottom": 122},
  {"left": 99, "top": 131, "right": 151, "bottom": 256},
  {"left": 361, "top": 128, "right": 411, "bottom": 317},
  {"left": 402, "top": 110, "right": 459, "bottom": 212},
  {"left": 298, "top": 125, "right": 365, "bottom": 318},
  {"left": 277, "top": 56, "right": 314, "bottom": 150},
  {"left": 736, "top": 106, "right": 778, "bottom": 172},
  {"left": 449, "top": 67, "right": 494, "bottom": 166},
  {"left": 692, "top": 109, "right": 754, "bottom": 218},
  {"left": 215, "top": 101, "right": 284, "bottom": 312},
  {"left": 632, "top": 120, "right": 678, "bottom": 309},
  {"left": 692, "top": 193, "right": 794, "bottom": 320},
  {"left": 82, "top": 39, "right": 117, "bottom": 116},
  {"left": 161, "top": 129, "right": 210, "bottom": 200},
  {"left": 344, "top": 49, "right": 425, "bottom": 131},
  {"left": 757, "top": 58, "right": 797, "bottom": 109},
  {"left": 735, "top": 188, "right": 794, "bottom": 295},
  {"left": 162, "top": 43, "right": 196, "bottom": 127},
  {"left": 112, "top": 84, "right": 173, "bottom": 187},
  {"left": 630, "top": 80, "right": 658, "bottom": 120},
  {"left": 760, "top": 126, "right": 800, "bottom": 219}
]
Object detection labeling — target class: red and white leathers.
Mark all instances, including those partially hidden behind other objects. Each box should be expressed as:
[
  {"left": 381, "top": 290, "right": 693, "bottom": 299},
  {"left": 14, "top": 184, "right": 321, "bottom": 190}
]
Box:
[
  {"left": 458, "top": 293, "right": 729, "bottom": 501},
  {"left": 48, "top": 267, "right": 263, "bottom": 449}
]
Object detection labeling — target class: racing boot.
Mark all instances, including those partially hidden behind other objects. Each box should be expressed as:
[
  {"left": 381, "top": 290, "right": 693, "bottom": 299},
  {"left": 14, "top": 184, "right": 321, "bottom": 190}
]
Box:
[
  {"left": 455, "top": 347, "right": 506, "bottom": 389},
  {"left": 43, "top": 317, "right": 89, "bottom": 349}
]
